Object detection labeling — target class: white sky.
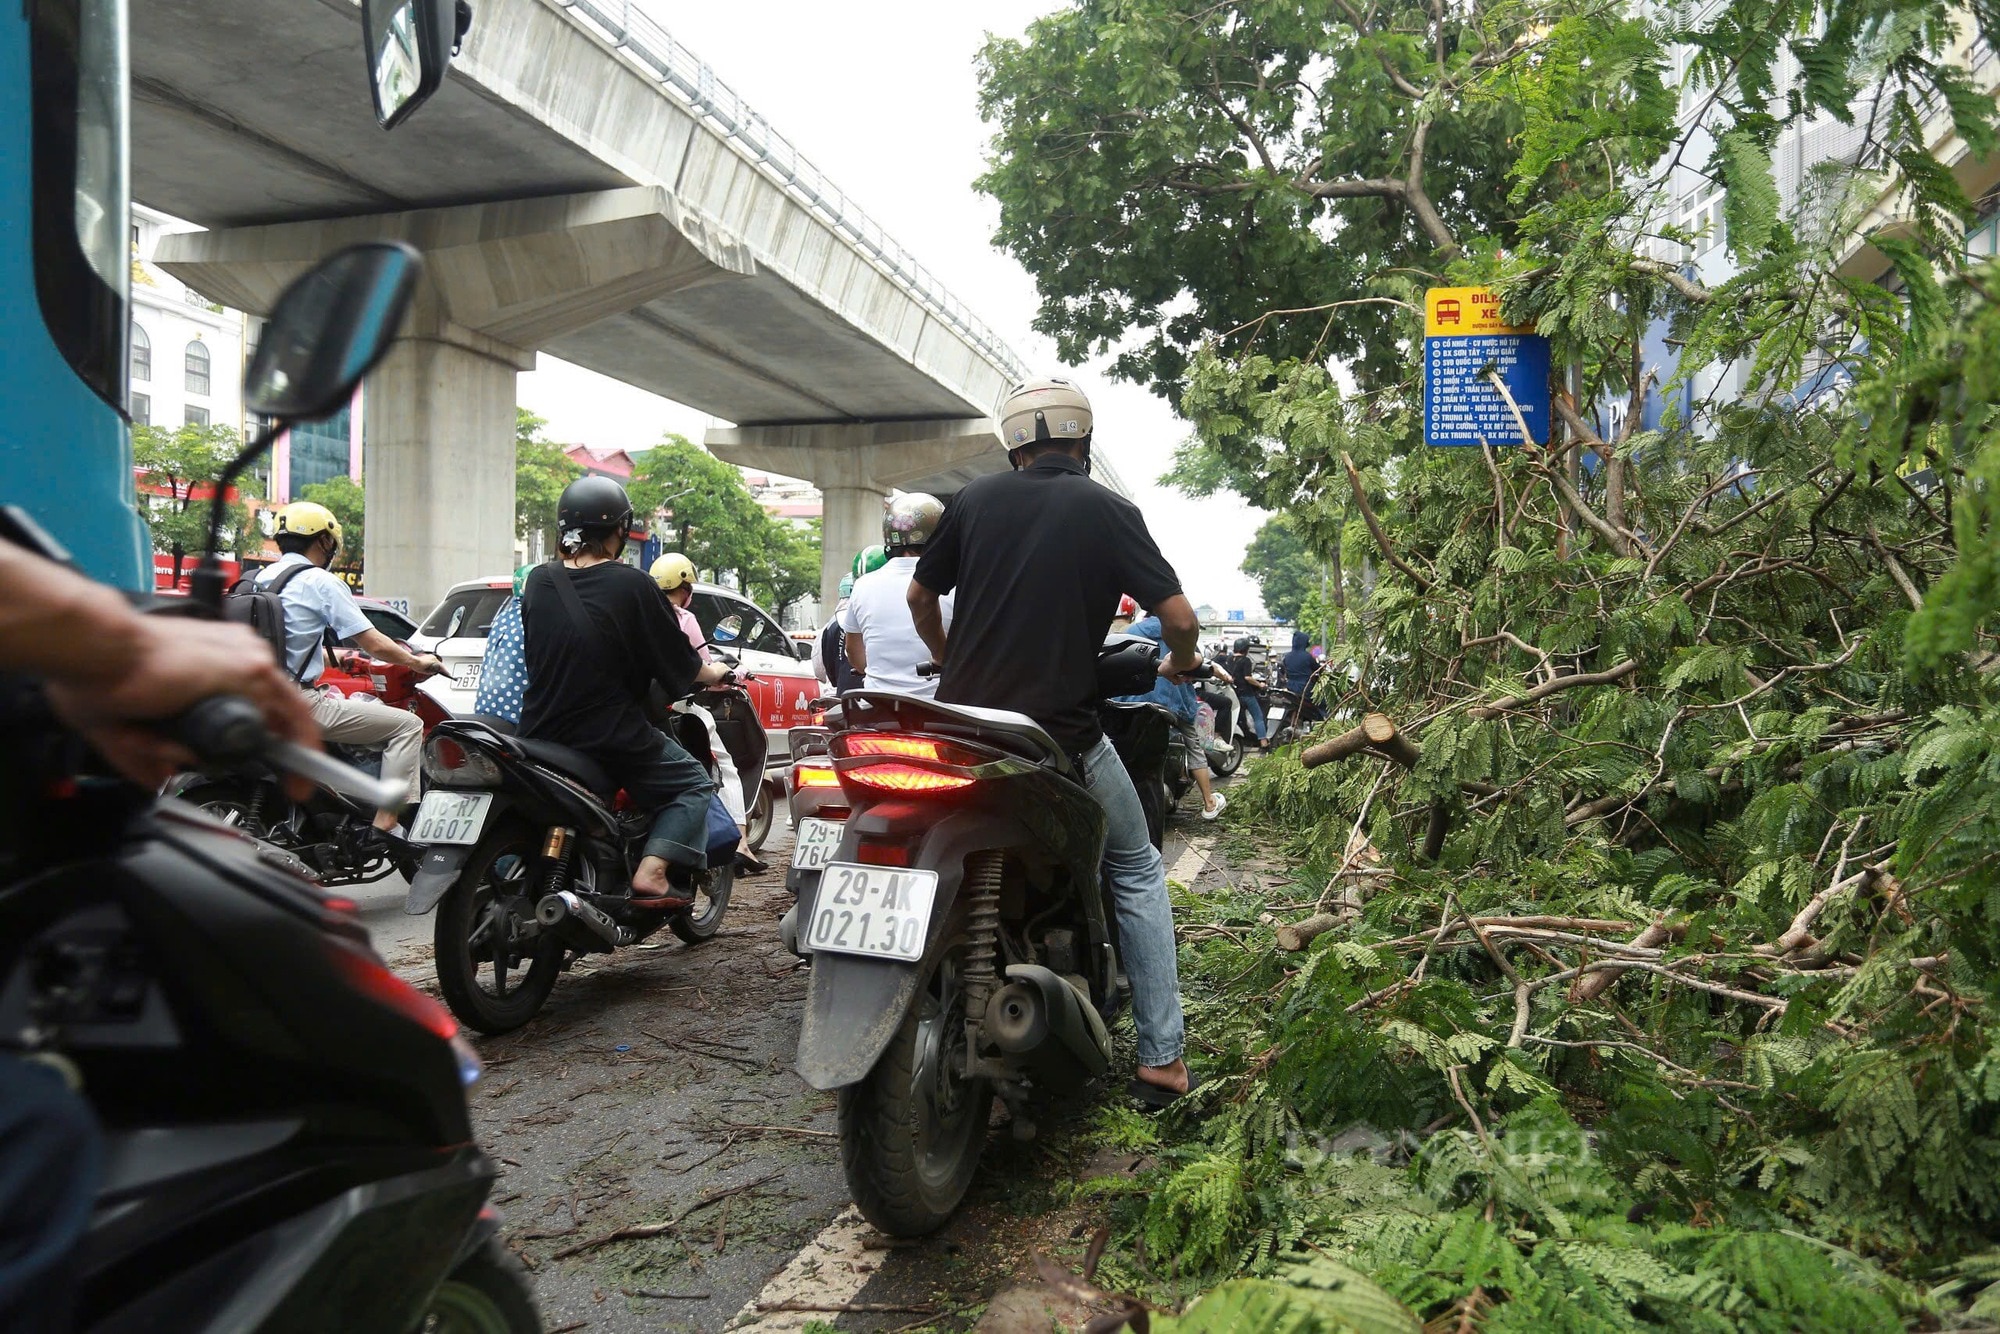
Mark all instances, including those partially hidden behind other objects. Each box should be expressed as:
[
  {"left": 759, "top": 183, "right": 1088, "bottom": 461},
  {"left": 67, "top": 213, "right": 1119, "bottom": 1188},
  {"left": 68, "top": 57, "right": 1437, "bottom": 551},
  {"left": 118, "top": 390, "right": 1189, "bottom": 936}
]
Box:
[{"left": 515, "top": 0, "right": 1270, "bottom": 614}]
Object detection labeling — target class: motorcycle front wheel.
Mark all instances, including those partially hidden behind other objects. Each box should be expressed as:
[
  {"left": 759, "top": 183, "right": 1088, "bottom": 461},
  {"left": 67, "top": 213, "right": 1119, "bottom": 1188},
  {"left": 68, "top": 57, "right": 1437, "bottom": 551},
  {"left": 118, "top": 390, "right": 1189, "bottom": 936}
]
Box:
[
  {"left": 434, "top": 822, "right": 562, "bottom": 1034},
  {"left": 1211, "top": 734, "right": 1245, "bottom": 777},
  {"left": 838, "top": 949, "right": 991, "bottom": 1236},
  {"left": 421, "top": 1237, "right": 542, "bottom": 1333},
  {"left": 668, "top": 862, "right": 735, "bottom": 943}
]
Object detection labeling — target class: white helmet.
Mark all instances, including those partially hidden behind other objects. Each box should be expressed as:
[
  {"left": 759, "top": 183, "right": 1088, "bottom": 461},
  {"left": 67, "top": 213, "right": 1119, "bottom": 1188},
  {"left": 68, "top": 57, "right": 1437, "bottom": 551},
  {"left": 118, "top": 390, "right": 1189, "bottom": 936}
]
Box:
[{"left": 998, "top": 377, "right": 1093, "bottom": 452}]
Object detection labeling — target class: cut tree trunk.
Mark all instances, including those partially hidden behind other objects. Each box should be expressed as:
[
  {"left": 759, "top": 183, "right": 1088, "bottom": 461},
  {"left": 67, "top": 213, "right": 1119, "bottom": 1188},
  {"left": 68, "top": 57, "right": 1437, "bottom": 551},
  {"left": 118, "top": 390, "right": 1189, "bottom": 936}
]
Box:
[{"left": 1277, "top": 913, "right": 1341, "bottom": 952}]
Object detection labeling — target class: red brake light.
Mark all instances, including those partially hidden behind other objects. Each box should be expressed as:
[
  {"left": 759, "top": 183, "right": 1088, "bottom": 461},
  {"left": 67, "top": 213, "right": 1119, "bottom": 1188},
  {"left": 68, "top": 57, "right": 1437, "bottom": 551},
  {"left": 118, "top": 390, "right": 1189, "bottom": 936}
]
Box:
[
  {"left": 327, "top": 944, "right": 458, "bottom": 1040},
  {"left": 845, "top": 734, "right": 946, "bottom": 760},
  {"left": 855, "top": 842, "right": 912, "bottom": 866},
  {"left": 843, "top": 764, "right": 975, "bottom": 793},
  {"left": 432, "top": 737, "right": 468, "bottom": 770},
  {"left": 794, "top": 762, "right": 841, "bottom": 789}
]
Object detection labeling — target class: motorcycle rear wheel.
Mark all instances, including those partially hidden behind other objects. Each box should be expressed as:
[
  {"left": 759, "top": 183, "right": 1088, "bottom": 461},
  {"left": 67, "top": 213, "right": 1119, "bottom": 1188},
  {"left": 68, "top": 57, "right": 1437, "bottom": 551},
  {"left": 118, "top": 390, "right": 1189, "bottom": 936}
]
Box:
[
  {"left": 668, "top": 863, "right": 735, "bottom": 943},
  {"left": 838, "top": 950, "right": 991, "bottom": 1236},
  {"left": 746, "top": 780, "right": 775, "bottom": 851},
  {"left": 421, "top": 1237, "right": 543, "bottom": 1333},
  {"left": 435, "top": 823, "right": 562, "bottom": 1034}
]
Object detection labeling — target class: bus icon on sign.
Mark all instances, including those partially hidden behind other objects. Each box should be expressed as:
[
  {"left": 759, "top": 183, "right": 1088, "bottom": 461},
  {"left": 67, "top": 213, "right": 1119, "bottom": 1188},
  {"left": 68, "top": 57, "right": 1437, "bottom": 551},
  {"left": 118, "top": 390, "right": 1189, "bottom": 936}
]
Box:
[{"left": 1435, "top": 298, "right": 1462, "bottom": 327}]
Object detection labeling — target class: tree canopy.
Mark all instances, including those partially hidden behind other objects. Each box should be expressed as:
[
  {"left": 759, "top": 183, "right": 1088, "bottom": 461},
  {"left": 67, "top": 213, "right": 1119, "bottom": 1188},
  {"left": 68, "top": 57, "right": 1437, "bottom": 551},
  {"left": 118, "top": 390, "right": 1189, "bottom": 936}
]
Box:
[
  {"left": 515, "top": 409, "right": 583, "bottom": 553},
  {"left": 1241, "top": 514, "right": 1318, "bottom": 622},
  {"left": 298, "top": 474, "right": 365, "bottom": 569},
  {"left": 629, "top": 436, "right": 822, "bottom": 614},
  {"left": 981, "top": 0, "right": 2000, "bottom": 1320},
  {"left": 132, "top": 422, "right": 257, "bottom": 582}
]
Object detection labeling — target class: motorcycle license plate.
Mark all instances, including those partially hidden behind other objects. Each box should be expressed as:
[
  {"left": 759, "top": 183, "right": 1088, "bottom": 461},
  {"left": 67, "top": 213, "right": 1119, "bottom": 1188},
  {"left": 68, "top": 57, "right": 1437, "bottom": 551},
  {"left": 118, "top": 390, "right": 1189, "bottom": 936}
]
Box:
[
  {"left": 451, "top": 661, "right": 481, "bottom": 690},
  {"left": 1268, "top": 706, "right": 1286, "bottom": 722},
  {"left": 804, "top": 864, "right": 938, "bottom": 963},
  {"left": 791, "top": 817, "right": 844, "bottom": 871},
  {"left": 410, "top": 791, "right": 493, "bottom": 846}
]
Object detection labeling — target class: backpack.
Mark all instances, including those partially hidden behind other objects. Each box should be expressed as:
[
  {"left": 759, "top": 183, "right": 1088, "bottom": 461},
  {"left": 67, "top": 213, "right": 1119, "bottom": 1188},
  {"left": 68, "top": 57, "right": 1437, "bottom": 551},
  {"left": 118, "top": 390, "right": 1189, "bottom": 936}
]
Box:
[{"left": 224, "top": 562, "right": 316, "bottom": 679}]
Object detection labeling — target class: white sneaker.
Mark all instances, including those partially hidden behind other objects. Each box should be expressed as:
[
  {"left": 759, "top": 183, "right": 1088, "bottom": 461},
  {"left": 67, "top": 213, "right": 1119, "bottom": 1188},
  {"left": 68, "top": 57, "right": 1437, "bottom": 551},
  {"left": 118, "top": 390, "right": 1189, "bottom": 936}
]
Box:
[{"left": 1201, "top": 793, "right": 1227, "bottom": 821}]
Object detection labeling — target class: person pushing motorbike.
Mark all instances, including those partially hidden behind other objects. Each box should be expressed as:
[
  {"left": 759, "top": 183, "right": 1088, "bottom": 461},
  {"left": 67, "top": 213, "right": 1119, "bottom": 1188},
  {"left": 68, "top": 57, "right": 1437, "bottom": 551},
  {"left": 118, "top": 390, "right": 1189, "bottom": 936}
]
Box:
[
  {"left": 519, "top": 477, "right": 714, "bottom": 904},
  {"left": 843, "top": 492, "right": 952, "bottom": 698},
  {"left": 907, "top": 377, "right": 1201, "bottom": 1104},
  {"left": 254, "top": 501, "right": 446, "bottom": 833}
]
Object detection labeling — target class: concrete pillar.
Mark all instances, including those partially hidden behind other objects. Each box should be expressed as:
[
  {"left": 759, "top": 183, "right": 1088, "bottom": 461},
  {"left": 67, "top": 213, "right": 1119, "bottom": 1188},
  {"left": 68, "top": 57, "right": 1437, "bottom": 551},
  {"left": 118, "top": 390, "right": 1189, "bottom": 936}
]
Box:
[
  {"left": 705, "top": 418, "right": 1007, "bottom": 619},
  {"left": 820, "top": 485, "right": 889, "bottom": 611},
  {"left": 363, "top": 311, "right": 530, "bottom": 611}
]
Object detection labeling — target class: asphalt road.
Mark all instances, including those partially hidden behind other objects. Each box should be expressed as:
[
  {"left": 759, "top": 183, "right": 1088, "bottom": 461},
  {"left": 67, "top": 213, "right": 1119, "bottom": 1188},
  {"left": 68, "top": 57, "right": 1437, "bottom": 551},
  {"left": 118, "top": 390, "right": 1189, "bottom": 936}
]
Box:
[{"left": 381, "top": 796, "right": 1219, "bottom": 1333}]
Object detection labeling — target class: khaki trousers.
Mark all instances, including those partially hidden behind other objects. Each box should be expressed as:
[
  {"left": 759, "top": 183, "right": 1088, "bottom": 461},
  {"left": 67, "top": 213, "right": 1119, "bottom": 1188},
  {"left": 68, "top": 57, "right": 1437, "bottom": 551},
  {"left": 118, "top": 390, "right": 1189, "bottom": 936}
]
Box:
[{"left": 305, "top": 687, "right": 424, "bottom": 809}]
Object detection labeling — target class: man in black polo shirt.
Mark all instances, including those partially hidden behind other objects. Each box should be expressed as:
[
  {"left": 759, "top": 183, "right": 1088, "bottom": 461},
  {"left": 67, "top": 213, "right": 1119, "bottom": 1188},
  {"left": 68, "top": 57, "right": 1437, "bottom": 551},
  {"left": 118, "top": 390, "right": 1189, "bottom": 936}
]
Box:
[{"left": 908, "top": 377, "right": 1202, "bottom": 1104}]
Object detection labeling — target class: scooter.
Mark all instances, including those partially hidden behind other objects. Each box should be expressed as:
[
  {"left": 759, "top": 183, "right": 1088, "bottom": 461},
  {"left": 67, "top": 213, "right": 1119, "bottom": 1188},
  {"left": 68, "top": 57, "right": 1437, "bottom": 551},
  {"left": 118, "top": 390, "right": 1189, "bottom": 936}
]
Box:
[
  {"left": 0, "top": 226, "right": 539, "bottom": 1332},
  {"left": 788, "top": 636, "right": 1162, "bottom": 1235},
  {"left": 406, "top": 685, "right": 742, "bottom": 1034},
  {"left": 1195, "top": 677, "right": 1247, "bottom": 776},
  {"left": 165, "top": 656, "right": 443, "bottom": 886},
  {"left": 783, "top": 694, "right": 849, "bottom": 905}
]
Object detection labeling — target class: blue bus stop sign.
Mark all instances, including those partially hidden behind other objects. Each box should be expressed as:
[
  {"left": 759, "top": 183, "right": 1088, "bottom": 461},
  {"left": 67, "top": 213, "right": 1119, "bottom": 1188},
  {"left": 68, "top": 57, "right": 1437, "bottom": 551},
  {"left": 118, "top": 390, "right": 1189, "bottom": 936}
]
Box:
[{"left": 1423, "top": 286, "right": 1551, "bottom": 448}]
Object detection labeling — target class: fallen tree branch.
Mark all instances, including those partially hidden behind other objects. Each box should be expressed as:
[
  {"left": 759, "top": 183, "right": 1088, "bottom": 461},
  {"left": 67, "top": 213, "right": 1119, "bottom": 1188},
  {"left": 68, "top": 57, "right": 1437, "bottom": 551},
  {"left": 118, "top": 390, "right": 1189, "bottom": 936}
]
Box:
[
  {"left": 1301, "top": 712, "right": 1420, "bottom": 769},
  {"left": 1277, "top": 912, "right": 1341, "bottom": 952},
  {"left": 1342, "top": 451, "right": 1434, "bottom": 590},
  {"left": 1468, "top": 660, "right": 1639, "bottom": 719},
  {"left": 1571, "top": 916, "right": 1684, "bottom": 1003},
  {"left": 550, "top": 1170, "right": 784, "bottom": 1259}
]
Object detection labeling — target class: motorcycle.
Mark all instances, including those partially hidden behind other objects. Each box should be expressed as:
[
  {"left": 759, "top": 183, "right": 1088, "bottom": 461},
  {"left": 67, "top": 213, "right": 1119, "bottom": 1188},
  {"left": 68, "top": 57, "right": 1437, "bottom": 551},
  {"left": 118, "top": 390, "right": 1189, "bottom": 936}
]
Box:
[
  {"left": 165, "top": 655, "right": 446, "bottom": 886},
  {"left": 671, "top": 666, "right": 772, "bottom": 857},
  {"left": 782, "top": 694, "right": 848, "bottom": 909},
  {"left": 788, "top": 636, "right": 1162, "bottom": 1235},
  {"left": 1195, "top": 677, "right": 1247, "bottom": 776},
  {"left": 0, "top": 230, "right": 540, "bottom": 1332},
  {"left": 405, "top": 682, "right": 746, "bottom": 1035}
]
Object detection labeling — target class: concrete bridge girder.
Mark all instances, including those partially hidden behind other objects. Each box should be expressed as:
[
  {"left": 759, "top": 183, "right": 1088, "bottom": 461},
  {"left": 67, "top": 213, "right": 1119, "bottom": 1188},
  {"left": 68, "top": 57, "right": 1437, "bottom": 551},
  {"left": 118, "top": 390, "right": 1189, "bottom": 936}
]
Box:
[
  {"left": 706, "top": 419, "right": 1004, "bottom": 611},
  {"left": 156, "top": 188, "right": 759, "bottom": 610}
]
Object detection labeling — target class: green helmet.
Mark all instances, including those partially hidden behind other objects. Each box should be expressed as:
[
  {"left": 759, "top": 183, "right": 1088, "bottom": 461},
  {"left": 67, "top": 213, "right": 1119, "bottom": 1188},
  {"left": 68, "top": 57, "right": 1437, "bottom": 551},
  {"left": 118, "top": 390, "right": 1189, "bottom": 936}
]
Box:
[
  {"left": 838, "top": 574, "right": 854, "bottom": 598},
  {"left": 512, "top": 564, "right": 535, "bottom": 598},
  {"left": 851, "top": 545, "right": 887, "bottom": 578}
]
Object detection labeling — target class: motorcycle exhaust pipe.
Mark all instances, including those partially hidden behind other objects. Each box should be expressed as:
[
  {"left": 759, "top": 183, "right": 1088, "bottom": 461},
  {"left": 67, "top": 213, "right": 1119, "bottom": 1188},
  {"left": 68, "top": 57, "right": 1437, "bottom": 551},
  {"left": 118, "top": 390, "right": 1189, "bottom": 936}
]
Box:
[
  {"left": 536, "top": 890, "right": 630, "bottom": 947},
  {"left": 981, "top": 964, "right": 1113, "bottom": 1091}
]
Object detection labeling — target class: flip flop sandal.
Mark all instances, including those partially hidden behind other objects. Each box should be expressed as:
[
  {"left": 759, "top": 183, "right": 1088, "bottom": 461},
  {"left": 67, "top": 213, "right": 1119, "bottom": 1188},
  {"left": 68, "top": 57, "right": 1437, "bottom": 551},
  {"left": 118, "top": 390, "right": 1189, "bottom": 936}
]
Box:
[
  {"left": 628, "top": 885, "right": 695, "bottom": 910},
  {"left": 1128, "top": 1072, "right": 1206, "bottom": 1112}
]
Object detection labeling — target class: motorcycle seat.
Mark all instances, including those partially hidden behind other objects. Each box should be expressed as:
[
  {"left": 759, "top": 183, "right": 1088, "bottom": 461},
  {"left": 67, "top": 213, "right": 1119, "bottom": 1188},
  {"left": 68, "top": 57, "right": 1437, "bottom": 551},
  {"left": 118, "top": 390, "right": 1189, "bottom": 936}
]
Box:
[{"left": 514, "top": 737, "right": 617, "bottom": 797}]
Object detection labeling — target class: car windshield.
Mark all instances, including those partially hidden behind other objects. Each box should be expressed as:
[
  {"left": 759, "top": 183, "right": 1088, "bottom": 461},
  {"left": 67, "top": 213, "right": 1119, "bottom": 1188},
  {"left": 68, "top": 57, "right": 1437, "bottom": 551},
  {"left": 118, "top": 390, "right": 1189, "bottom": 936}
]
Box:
[{"left": 419, "top": 587, "right": 510, "bottom": 640}]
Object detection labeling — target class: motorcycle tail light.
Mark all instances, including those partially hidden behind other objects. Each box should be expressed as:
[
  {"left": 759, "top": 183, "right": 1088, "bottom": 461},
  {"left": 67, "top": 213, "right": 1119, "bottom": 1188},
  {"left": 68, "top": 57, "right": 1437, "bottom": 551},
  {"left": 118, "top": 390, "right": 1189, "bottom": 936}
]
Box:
[
  {"left": 841, "top": 763, "right": 975, "bottom": 793},
  {"left": 423, "top": 735, "right": 503, "bottom": 786},
  {"left": 326, "top": 942, "right": 459, "bottom": 1041},
  {"left": 855, "top": 841, "right": 912, "bottom": 866},
  {"left": 793, "top": 761, "right": 840, "bottom": 789},
  {"left": 837, "top": 733, "right": 988, "bottom": 766}
]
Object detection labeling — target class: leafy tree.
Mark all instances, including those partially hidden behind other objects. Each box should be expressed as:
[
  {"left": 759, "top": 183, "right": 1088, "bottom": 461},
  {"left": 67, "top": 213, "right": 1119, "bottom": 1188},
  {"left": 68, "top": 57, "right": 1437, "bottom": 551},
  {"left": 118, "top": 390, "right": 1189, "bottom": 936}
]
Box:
[
  {"left": 298, "top": 474, "right": 364, "bottom": 568},
  {"left": 1241, "top": 515, "right": 1319, "bottom": 623},
  {"left": 515, "top": 408, "right": 582, "bottom": 552},
  {"left": 132, "top": 422, "right": 257, "bottom": 584},
  {"left": 629, "top": 436, "right": 823, "bottom": 614},
  {"left": 980, "top": 0, "right": 2000, "bottom": 1317}
]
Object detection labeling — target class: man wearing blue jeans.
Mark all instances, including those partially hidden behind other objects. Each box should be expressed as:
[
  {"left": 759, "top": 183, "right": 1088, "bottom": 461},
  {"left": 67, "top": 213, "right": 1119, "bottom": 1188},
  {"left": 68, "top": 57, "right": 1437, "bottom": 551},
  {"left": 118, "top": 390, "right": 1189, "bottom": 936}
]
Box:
[{"left": 908, "top": 377, "right": 1200, "bottom": 1104}]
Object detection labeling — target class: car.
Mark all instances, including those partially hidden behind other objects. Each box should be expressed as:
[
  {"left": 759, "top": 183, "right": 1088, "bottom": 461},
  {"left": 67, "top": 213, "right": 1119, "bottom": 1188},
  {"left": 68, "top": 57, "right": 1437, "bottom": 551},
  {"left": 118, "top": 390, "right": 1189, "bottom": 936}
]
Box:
[{"left": 409, "top": 572, "right": 822, "bottom": 753}]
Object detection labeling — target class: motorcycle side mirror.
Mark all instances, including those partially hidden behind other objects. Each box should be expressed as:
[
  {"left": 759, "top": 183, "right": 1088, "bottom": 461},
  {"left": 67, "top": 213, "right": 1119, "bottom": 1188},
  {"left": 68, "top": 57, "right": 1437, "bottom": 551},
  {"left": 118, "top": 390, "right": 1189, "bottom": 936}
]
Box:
[
  {"left": 711, "top": 614, "right": 742, "bottom": 645},
  {"left": 362, "top": 0, "right": 466, "bottom": 130},
  {"left": 189, "top": 243, "right": 423, "bottom": 613}
]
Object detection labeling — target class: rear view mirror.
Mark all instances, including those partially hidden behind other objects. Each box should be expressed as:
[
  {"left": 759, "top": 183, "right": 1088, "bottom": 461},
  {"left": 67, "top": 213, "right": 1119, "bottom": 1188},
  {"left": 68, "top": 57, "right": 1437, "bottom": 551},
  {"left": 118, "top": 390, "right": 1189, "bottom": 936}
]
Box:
[
  {"left": 245, "top": 242, "right": 421, "bottom": 422},
  {"left": 362, "top": 0, "right": 464, "bottom": 130},
  {"left": 712, "top": 615, "right": 743, "bottom": 644}
]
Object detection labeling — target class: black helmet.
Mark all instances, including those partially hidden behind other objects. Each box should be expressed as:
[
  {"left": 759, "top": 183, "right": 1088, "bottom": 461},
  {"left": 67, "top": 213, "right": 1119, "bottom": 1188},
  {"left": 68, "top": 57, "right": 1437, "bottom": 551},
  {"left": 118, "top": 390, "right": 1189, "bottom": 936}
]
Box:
[
  {"left": 1233, "top": 638, "right": 1250, "bottom": 654},
  {"left": 557, "top": 475, "right": 634, "bottom": 554}
]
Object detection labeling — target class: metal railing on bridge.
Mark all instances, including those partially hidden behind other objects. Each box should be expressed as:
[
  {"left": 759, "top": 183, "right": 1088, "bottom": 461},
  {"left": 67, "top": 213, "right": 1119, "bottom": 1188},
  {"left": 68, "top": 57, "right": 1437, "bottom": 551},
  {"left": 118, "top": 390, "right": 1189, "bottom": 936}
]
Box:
[{"left": 552, "top": 0, "right": 1030, "bottom": 390}]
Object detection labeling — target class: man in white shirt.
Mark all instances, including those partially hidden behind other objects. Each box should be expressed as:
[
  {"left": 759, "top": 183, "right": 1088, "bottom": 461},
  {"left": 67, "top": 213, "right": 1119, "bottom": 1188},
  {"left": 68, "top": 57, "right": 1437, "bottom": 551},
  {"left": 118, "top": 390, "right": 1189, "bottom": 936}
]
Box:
[
  {"left": 841, "top": 493, "right": 951, "bottom": 698},
  {"left": 256, "top": 502, "right": 444, "bottom": 831}
]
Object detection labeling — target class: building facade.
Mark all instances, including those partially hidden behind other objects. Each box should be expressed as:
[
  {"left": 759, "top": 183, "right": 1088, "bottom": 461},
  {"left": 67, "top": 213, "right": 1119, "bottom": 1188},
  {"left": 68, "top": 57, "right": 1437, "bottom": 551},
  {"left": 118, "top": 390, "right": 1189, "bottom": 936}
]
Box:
[{"left": 130, "top": 204, "right": 246, "bottom": 436}]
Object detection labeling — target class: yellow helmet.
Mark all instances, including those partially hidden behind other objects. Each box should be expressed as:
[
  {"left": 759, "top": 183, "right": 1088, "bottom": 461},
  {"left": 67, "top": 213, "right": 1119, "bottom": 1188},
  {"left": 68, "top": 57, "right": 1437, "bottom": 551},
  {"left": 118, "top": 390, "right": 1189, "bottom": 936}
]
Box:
[
  {"left": 274, "top": 501, "right": 341, "bottom": 549},
  {"left": 650, "top": 552, "right": 697, "bottom": 593}
]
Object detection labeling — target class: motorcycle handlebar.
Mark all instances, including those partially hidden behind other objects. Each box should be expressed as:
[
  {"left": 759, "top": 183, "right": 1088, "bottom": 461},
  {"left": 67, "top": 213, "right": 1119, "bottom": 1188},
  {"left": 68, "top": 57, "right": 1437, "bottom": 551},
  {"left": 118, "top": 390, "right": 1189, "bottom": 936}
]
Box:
[
  {"left": 167, "top": 696, "right": 407, "bottom": 811},
  {"left": 916, "top": 661, "right": 940, "bottom": 678}
]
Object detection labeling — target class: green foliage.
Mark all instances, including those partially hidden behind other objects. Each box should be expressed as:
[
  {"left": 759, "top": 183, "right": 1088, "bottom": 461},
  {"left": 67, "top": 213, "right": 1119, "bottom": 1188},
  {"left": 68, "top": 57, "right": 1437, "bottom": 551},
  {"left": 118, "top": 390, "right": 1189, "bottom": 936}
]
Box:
[
  {"left": 628, "top": 436, "right": 822, "bottom": 614},
  {"left": 132, "top": 421, "right": 257, "bottom": 580},
  {"left": 513, "top": 409, "right": 582, "bottom": 552},
  {"left": 298, "top": 474, "right": 364, "bottom": 566},
  {"left": 1242, "top": 515, "right": 1320, "bottom": 622},
  {"left": 986, "top": 0, "right": 2000, "bottom": 1325}
]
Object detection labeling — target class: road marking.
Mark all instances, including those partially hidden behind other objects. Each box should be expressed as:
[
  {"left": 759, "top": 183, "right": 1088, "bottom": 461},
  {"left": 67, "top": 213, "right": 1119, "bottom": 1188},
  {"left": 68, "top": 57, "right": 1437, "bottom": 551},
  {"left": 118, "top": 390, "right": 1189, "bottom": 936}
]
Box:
[
  {"left": 726, "top": 1204, "right": 877, "bottom": 1330},
  {"left": 1169, "top": 836, "right": 1215, "bottom": 887}
]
